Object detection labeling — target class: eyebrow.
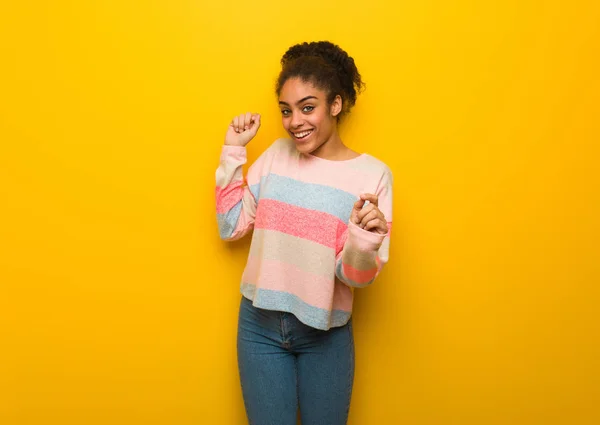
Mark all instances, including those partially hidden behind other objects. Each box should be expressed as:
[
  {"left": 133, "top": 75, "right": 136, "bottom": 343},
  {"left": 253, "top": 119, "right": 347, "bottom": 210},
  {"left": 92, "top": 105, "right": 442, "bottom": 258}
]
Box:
[{"left": 278, "top": 96, "right": 318, "bottom": 106}]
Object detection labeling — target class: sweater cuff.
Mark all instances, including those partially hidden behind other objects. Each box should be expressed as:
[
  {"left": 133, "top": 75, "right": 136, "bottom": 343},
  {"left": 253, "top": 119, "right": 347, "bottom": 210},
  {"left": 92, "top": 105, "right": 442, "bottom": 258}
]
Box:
[
  {"left": 220, "top": 145, "right": 247, "bottom": 161},
  {"left": 347, "top": 221, "right": 388, "bottom": 252}
]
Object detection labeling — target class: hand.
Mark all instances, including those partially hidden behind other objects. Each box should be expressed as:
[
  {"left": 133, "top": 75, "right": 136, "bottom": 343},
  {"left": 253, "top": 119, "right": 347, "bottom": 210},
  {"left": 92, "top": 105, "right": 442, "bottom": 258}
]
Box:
[
  {"left": 350, "top": 193, "right": 388, "bottom": 235},
  {"left": 225, "top": 112, "right": 261, "bottom": 147}
]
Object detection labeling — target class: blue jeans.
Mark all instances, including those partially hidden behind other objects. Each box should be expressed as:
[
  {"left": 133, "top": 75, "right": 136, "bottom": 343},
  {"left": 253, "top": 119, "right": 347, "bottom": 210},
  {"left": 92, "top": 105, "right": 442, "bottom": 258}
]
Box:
[{"left": 237, "top": 295, "right": 355, "bottom": 425}]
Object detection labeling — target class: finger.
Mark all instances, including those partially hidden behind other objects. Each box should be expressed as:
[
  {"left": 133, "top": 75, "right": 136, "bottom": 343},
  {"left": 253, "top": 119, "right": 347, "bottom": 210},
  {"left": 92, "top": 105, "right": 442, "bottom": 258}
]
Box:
[
  {"left": 251, "top": 113, "right": 261, "bottom": 128},
  {"left": 357, "top": 204, "right": 376, "bottom": 222},
  {"left": 351, "top": 199, "right": 366, "bottom": 224},
  {"left": 364, "top": 206, "right": 385, "bottom": 223},
  {"left": 360, "top": 193, "right": 379, "bottom": 207},
  {"left": 353, "top": 199, "right": 365, "bottom": 211},
  {"left": 364, "top": 218, "right": 387, "bottom": 234},
  {"left": 359, "top": 210, "right": 379, "bottom": 229},
  {"left": 249, "top": 114, "right": 261, "bottom": 134},
  {"left": 239, "top": 114, "right": 246, "bottom": 132},
  {"left": 244, "top": 112, "right": 252, "bottom": 130},
  {"left": 233, "top": 116, "right": 240, "bottom": 133}
]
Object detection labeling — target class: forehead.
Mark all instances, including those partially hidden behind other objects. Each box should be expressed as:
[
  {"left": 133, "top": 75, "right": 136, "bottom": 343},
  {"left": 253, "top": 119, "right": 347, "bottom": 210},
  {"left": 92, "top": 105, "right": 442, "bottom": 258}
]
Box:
[{"left": 279, "top": 78, "right": 325, "bottom": 101}]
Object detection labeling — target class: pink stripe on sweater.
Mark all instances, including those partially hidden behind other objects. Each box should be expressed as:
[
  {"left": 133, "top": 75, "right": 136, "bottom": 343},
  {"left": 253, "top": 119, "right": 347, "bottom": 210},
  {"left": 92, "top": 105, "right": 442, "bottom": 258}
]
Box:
[
  {"left": 336, "top": 227, "right": 349, "bottom": 256},
  {"left": 215, "top": 180, "right": 245, "bottom": 213},
  {"left": 243, "top": 256, "right": 353, "bottom": 312},
  {"left": 255, "top": 199, "right": 347, "bottom": 251},
  {"left": 342, "top": 262, "right": 378, "bottom": 284}
]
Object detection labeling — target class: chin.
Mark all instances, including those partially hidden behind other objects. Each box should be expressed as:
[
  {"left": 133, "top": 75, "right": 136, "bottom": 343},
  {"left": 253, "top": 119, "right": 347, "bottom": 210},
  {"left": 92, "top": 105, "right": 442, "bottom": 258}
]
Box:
[
  {"left": 289, "top": 135, "right": 323, "bottom": 155},
  {"left": 294, "top": 143, "right": 315, "bottom": 154}
]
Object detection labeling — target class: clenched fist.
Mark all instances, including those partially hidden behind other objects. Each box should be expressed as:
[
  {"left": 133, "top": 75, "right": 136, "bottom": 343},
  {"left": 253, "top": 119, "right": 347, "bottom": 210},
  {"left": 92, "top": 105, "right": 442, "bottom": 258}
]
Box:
[{"left": 225, "top": 112, "right": 261, "bottom": 147}]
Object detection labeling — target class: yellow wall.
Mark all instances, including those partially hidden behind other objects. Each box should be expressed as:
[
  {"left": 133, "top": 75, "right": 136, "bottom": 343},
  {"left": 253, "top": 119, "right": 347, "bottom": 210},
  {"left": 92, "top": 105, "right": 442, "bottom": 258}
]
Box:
[{"left": 1, "top": 1, "right": 599, "bottom": 424}]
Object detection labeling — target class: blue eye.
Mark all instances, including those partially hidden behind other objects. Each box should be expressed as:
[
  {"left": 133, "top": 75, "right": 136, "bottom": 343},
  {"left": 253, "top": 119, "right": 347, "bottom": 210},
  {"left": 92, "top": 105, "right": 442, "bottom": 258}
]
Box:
[
  {"left": 281, "top": 109, "right": 291, "bottom": 116},
  {"left": 302, "top": 105, "right": 314, "bottom": 113}
]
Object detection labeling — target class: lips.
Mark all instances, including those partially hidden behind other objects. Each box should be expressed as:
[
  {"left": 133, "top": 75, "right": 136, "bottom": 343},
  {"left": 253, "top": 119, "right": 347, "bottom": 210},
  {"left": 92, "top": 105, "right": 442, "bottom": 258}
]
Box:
[{"left": 292, "top": 129, "right": 314, "bottom": 141}]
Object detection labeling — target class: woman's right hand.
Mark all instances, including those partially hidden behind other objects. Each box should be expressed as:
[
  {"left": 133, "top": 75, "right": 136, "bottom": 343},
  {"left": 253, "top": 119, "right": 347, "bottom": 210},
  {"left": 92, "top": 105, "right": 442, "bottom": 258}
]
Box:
[{"left": 225, "top": 112, "right": 261, "bottom": 147}]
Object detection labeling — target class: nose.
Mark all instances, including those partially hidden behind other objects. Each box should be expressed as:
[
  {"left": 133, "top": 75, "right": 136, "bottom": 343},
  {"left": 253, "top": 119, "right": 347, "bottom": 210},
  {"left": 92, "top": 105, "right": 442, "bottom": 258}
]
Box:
[{"left": 290, "top": 111, "right": 303, "bottom": 129}]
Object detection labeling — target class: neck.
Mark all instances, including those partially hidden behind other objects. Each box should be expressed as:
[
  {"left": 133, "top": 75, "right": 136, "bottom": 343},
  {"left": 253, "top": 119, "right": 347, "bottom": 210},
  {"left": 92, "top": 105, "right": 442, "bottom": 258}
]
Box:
[{"left": 310, "top": 129, "right": 359, "bottom": 161}]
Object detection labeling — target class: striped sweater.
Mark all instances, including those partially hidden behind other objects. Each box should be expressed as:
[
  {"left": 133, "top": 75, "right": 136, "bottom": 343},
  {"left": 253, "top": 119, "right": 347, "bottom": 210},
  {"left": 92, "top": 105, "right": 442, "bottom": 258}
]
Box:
[{"left": 216, "top": 138, "right": 393, "bottom": 330}]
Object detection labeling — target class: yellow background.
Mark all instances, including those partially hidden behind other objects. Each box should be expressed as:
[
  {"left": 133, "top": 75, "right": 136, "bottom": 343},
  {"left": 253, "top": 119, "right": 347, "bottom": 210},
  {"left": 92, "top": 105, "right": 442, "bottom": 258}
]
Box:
[{"left": 1, "top": 1, "right": 599, "bottom": 424}]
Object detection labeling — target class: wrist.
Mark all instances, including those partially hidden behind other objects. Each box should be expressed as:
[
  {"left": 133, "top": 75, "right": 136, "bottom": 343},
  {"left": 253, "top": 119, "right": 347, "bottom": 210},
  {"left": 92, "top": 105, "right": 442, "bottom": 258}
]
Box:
[
  {"left": 347, "top": 221, "right": 386, "bottom": 251},
  {"left": 224, "top": 141, "right": 247, "bottom": 147}
]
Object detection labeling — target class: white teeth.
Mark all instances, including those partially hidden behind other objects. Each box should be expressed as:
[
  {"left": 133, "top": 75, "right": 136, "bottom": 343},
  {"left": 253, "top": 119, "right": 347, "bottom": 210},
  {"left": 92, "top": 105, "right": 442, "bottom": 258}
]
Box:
[{"left": 294, "top": 130, "right": 313, "bottom": 138}]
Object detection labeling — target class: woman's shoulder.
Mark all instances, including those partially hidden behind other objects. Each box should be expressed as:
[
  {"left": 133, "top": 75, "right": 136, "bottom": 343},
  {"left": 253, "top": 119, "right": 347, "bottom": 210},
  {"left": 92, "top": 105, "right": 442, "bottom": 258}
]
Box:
[
  {"left": 269, "top": 138, "right": 308, "bottom": 165},
  {"left": 252, "top": 138, "right": 295, "bottom": 165},
  {"left": 356, "top": 153, "right": 393, "bottom": 180},
  {"left": 265, "top": 137, "right": 295, "bottom": 154}
]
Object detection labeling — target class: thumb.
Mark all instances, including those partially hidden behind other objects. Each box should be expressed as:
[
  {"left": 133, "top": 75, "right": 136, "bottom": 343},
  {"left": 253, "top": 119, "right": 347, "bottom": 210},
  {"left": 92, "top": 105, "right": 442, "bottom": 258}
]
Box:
[
  {"left": 250, "top": 114, "right": 261, "bottom": 133},
  {"left": 351, "top": 198, "right": 365, "bottom": 223}
]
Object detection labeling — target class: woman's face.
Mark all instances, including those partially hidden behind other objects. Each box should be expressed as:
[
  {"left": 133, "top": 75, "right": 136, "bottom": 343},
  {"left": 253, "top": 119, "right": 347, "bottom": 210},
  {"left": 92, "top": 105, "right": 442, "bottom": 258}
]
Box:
[{"left": 278, "top": 77, "right": 341, "bottom": 154}]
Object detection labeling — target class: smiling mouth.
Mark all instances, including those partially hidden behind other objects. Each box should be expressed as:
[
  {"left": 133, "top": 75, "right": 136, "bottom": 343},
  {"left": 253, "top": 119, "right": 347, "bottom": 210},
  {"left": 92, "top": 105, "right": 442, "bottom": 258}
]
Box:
[{"left": 292, "top": 129, "right": 314, "bottom": 141}]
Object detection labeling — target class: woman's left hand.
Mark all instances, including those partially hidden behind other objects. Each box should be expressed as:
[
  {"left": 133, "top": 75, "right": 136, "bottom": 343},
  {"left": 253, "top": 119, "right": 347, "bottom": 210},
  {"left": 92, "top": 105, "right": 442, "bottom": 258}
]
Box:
[{"left": 350, "top": 193, "right": 388, "bottom": 235}]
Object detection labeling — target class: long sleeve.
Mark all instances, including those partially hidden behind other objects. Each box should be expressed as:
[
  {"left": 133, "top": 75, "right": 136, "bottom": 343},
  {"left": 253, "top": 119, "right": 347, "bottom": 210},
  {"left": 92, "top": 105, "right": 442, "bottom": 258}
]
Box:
[
  {"left": 215, "top": 145, "right": 264, "bottom": 241},
  {"left": 217, "top": 137, "right": 393, "bottom": 330},
  {"left": 335, "top": 169, "right": 393, "bottom": 287}
]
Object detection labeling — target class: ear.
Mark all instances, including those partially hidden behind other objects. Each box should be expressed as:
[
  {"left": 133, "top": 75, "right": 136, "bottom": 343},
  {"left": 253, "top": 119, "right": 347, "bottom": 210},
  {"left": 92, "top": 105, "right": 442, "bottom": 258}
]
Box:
[{"left": 330, "top": 95, "right": 343, "bottom": 117}]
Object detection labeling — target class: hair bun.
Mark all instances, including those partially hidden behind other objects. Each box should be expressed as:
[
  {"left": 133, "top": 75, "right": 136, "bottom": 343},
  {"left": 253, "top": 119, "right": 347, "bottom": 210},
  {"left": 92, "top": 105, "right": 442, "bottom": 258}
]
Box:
[{"left": 278, "top": 41, "right": 364, "bottom": 116}]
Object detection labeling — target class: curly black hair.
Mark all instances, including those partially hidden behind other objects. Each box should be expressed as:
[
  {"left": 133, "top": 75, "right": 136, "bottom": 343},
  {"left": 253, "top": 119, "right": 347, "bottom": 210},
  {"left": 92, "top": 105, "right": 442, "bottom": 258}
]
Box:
[{"left": 276, "top": 41, "right": 364, "bottom": 119}]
